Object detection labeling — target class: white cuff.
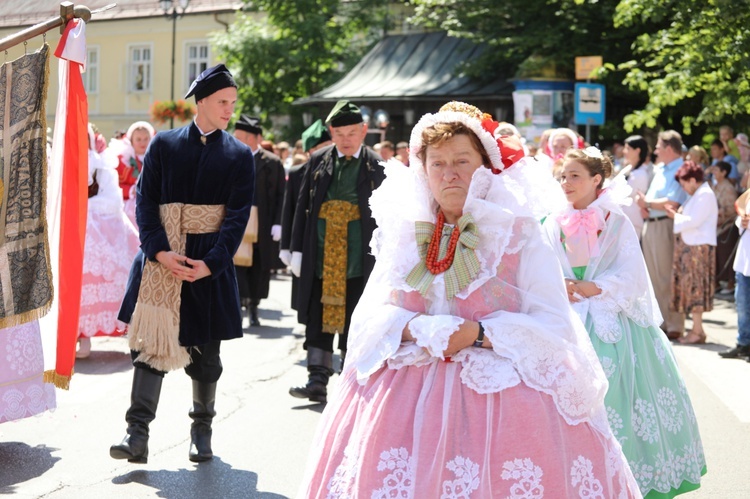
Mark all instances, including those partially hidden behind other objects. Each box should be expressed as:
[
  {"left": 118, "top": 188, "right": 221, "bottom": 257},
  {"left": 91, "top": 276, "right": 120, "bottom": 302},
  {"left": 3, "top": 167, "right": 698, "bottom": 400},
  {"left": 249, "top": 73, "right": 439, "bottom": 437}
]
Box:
[
  {"left": 279, "top": 249, "right": 292, "bottom": 267},
  {"left": 271, "top": 224, "right": 282, "bottom": 241},
  {"left": 291, "top": 251, "right": 302, "bottom": 277}
]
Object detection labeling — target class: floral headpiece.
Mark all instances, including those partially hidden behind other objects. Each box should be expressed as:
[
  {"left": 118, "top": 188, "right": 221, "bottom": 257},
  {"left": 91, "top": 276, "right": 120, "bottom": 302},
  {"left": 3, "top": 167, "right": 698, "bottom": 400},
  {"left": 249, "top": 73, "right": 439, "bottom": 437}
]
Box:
[
  {"left": 582, "top": 146, "right": 603, "bottom": 159},
  {"left": 410, "top": 101, "right": 525, "bottom": 175}
]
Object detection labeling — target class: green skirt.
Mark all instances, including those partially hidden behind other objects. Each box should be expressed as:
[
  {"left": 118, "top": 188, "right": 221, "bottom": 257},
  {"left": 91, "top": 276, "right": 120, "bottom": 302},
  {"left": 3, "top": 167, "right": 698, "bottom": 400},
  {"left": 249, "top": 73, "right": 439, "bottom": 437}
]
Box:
[{"left": 586, "top": 314, "right": 707, "bottom": 498}]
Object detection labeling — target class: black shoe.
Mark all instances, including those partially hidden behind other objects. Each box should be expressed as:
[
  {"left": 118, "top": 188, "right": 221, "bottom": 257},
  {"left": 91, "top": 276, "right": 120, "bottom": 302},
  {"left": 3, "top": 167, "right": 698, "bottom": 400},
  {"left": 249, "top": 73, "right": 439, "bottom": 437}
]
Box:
[
  {"left": 189, "top": 380, "right": 216, "bottom": 462},
  {"left": 719, "top": 344, "right": 750, "bottom": 359},
  {"left": 110, "top": 433, "right": 149, "bottom": 464},
  {"left": 110, "top": 367, "right": 163, "bottom": 464},
  {"left": 249, "top": 303, "right": 261, "bottom": 327},
  {"left": 289, "top": 381, "right": 327, "bottom": 403}
]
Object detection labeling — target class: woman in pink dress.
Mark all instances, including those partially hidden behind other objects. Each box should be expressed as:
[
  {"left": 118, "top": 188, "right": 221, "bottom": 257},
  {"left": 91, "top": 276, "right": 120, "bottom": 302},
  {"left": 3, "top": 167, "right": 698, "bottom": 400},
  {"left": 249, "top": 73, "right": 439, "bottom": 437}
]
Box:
[
  {"left": 76, "top": 125, "right": 140, "bottom": 358},
  {"left": 297, "top": 102, "right": 640, "bottom": 497}
]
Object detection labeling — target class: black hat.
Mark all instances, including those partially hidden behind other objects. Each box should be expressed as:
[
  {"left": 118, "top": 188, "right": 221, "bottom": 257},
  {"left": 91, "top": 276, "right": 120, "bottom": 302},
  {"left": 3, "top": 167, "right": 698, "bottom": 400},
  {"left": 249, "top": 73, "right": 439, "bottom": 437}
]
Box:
[
  {"left": 301, "top": 119, "right": 331, "bottom": 152},
  {"left": 325, "top": 100, "right": 363, "bottom": 127},
  {"left": 234, "top": 114, "right": 263, "bottom": 135},
  {"left": 185, "top": 63, "right": 237, "bottom": 101}
]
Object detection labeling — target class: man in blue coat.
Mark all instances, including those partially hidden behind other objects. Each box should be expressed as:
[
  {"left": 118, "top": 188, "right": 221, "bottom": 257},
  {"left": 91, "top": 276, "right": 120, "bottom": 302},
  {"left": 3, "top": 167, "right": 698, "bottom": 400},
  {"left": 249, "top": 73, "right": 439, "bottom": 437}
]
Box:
[{"left": 111, "top": 64, "right": 254, "bottom": 464}]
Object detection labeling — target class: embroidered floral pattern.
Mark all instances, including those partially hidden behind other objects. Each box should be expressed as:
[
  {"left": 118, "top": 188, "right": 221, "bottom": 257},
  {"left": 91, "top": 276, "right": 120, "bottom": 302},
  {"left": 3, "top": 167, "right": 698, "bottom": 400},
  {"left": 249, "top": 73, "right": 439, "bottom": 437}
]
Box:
[
  {"left": 599, "top": 356, "right": 616, "bottom": 379},
  {"left": 326, "top": 444, "right": 360, "bottom": 498},
  {"left": 651, "top": 338, "right": 665, "bottom": 365},
  {"left": 4, "top": 332, "right": 38, "bottom": 376},
  {"left": 570, "top": 456, "right": 605, "bottom": 499},
  {"left": 633, "top": 398, "right": 659, "bottom": 444},
  {"left": 441, "top": 455, "right": 480, "bottom": 498},
  {"left": 656, "top": 387, "right": 684, "bottom": 435},
  {"left": 371, "top": 447, "right": 414, "bottom": 499},
  {"left": 606, "top": 406, "right": 624, "bottom": 438},
  {"left": 631, "top": 439, "right": 705, "bottom": 494},
  {"left": 500, "top": 458, "right": 544, "bottom": 499}
]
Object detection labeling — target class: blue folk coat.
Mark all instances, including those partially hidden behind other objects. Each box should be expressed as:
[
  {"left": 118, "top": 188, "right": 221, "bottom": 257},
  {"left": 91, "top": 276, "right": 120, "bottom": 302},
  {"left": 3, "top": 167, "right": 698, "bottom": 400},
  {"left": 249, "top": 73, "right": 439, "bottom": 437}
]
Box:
[{"left": 118, "top": 123, "right": 255, "bottom": 347}]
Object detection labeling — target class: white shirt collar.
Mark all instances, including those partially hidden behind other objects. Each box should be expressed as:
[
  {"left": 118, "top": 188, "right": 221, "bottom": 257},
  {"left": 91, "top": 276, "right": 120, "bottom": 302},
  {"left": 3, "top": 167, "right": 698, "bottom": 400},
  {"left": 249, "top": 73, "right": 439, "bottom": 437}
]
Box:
[
  {"left": 336, "top": 145, "right": 363, "bottom": 159},
  {"left": 194, "top": 120, "right": 217, "bottom": 137}
]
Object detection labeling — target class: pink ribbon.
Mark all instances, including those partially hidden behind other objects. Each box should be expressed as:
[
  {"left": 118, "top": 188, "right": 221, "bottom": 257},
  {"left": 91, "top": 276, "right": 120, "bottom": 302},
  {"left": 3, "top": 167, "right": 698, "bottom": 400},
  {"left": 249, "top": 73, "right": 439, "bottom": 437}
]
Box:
[{"left": 557, "top": 208, "right": 605, "bottom": 258}]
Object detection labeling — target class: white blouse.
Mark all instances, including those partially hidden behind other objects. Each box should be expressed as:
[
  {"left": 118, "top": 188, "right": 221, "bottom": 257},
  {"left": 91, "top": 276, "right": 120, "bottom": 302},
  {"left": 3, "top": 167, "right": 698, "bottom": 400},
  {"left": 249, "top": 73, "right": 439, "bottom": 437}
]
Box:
[
  {"left": 734, "top": 216, "right": 750, "bottom": 276},
  {"left": 673, "top": 181, "right": 718, "bottom": 246}
]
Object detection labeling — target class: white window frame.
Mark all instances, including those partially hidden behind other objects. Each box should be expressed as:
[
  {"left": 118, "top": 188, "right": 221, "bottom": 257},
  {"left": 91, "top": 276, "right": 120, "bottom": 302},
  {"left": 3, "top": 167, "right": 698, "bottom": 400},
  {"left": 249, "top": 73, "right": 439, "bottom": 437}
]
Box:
[
  {"left": 128, "top": 43, "right": 153, "bottom": 93},
  {"left": 184, "top": 40, "right": 210, "bottom": 95},
  {"left": 83, "top": 45, "right": 99, "bottom": 94}
]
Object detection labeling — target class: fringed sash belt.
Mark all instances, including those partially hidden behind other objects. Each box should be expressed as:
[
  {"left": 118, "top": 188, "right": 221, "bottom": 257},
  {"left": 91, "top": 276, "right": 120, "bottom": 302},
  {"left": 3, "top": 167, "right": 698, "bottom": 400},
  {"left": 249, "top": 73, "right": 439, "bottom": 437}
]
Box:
[{"left": 128, "top": 203, "right": 225, "bottom": 372}]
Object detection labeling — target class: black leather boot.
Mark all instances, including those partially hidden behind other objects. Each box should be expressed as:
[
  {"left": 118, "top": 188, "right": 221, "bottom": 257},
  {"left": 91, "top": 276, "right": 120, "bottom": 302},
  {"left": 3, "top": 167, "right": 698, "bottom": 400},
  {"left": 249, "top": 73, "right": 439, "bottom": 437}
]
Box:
[
  {"left": 289, "top": 347, "right": 333, "bottom": 403},
  {"left": 719, "top": 344, "right": 750, "bottom": 359},
  {"left": 188, "top": 380, "right": 217, "bottom": 462},
  {"left": 249, "top": 300, "right": 261, "bottom": 327},
  {"left": 110, "top": 367, "right": 163, "bottom": 463}
]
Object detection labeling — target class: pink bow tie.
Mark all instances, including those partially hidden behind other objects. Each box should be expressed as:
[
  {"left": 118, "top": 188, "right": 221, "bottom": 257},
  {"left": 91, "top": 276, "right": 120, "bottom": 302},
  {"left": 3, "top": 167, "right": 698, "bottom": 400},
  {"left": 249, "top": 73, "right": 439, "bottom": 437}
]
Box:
[{"left": 557, "top": 208, "right": 605, "bottom": 258}]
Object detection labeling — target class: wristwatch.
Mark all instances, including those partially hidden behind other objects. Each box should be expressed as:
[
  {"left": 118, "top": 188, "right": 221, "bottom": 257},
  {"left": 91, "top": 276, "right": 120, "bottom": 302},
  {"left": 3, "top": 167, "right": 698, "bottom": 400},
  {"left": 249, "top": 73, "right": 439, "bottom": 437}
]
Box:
[
  {"left": 473, "top": 322, "right": 485, "bottom": 348},
  {"left": 646, "top": 201, "right": 652, "bottom": 210}
]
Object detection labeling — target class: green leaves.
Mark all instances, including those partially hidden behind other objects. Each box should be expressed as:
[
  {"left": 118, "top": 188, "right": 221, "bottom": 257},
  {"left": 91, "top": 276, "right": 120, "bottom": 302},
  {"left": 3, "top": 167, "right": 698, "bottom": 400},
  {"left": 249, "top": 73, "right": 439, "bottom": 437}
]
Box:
[
  {"left": 211, "top": 0, "right": 385, "bottom": 136},
  {"left": 616, "top": 0, "right": 750, "bottom": 132}
]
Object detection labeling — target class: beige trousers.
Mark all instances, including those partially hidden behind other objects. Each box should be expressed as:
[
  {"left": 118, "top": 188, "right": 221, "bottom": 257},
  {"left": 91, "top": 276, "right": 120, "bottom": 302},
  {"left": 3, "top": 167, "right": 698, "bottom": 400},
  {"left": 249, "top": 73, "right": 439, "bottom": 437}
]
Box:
[{"left": 641, "top": 217, "right": 685, "bottom": 333}]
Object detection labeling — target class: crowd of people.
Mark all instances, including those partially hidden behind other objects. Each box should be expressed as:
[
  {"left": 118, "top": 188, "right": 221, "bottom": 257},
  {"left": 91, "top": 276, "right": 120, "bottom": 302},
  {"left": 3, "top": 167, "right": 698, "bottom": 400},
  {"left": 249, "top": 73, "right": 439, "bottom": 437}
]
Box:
[{"left": 10, "top": 60, "right": 750, "bottom": 497}]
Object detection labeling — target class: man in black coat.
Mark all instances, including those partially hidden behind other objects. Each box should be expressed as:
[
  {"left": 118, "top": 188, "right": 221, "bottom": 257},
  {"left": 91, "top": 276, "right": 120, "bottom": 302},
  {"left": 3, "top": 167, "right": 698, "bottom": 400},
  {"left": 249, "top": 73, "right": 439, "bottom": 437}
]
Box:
[
  {"left": 111, "top": 64, "right": 254, "bottom": 464},
  {"left": 279, "top": 119, "right": 331, "bottom": 310},
  {"left": 288, "top": 100, "right": 385, "bottom": 403},
  {"left": 233, "top": 114, "right": 286, "bottom": 326}
]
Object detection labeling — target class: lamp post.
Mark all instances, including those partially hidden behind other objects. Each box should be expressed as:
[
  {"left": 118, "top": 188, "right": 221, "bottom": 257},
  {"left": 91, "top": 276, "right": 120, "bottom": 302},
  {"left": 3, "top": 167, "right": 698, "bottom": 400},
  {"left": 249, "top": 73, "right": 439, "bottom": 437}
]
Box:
[{"left": 159, "top": 0, "right": 190, "bottom": 129}]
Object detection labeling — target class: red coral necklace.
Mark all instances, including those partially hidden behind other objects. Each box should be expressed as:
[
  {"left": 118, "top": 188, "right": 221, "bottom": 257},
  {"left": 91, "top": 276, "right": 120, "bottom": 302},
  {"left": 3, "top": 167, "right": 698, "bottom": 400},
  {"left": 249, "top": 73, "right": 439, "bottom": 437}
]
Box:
[{"left": 426, "top": 210, "right": 460, "bottom": 274}]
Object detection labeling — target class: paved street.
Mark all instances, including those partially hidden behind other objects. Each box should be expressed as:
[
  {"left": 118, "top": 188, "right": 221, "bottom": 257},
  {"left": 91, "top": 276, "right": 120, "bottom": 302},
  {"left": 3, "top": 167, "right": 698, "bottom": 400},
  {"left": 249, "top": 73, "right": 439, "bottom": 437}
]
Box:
[{"left": 1, "top": 274, "right": 750, "bottom": 498}]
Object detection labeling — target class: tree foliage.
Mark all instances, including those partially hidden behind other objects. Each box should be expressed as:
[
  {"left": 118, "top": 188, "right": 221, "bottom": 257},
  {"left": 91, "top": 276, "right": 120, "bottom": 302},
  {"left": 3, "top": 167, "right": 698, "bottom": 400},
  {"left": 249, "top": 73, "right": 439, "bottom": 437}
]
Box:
[
  {"left": 410, "top": 1, "right": 646, "bottom": 90},
  {"left": 411, "top": 0, "right": 750, "bottom": 135},
  {"left": 211, "top": 0, "right": 386, "bottom": 136},
  {"left": 614, "top": 0, "right": 750, "bottom": 133}
]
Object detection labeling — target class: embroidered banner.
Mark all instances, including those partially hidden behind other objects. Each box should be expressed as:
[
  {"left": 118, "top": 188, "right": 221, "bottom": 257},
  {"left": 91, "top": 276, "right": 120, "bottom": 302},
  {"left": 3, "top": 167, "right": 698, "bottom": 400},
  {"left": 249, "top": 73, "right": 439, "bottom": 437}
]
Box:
[{"left": 0, "top": 44, "right": 53, "bottom": 329}]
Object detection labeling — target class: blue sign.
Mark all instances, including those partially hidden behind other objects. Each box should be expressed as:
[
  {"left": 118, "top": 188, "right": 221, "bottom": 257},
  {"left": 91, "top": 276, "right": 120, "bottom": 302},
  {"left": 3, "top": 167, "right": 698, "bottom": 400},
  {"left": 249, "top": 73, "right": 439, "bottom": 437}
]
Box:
[{"left": 574, "top": 83, "right": 606, "bottom": 125}]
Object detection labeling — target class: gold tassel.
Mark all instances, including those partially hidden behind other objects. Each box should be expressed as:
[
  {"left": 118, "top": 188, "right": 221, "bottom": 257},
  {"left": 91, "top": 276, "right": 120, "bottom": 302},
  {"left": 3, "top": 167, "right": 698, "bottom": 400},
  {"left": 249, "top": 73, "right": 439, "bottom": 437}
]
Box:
[
  {"left": 0, "top": 301, "right": 52, "bottom": 330},
  {"left": 43, "top": 369, "right": 72, "bottom": 390}
]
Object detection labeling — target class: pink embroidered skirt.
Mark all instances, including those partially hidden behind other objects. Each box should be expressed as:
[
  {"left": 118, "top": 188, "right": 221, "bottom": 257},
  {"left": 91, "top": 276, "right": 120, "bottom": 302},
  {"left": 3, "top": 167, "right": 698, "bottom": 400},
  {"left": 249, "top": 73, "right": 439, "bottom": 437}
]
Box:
[{"left": 298, "top": 361, "right": 640, "bottom": 498}]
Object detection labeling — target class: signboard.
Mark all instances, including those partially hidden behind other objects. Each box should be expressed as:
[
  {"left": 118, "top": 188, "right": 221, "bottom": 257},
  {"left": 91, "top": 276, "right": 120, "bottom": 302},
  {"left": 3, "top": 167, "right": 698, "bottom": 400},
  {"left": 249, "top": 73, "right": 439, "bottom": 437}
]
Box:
[
  {"left": 575, "top": 56, "right": 603, "bottom": 80},
  {"left": 574, "top": 83, "right": 606, "bottom": 126}
]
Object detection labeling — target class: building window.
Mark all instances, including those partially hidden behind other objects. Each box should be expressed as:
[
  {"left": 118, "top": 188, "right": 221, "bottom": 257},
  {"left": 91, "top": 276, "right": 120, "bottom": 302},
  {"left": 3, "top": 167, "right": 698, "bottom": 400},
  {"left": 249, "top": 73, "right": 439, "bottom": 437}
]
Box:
[
  {"left": 84, "top": 47, "right": 99, "bottom": 94},
  {"left": 186, "top": 43, "right": 209, "bottom": 90},
  {"left": 129, "top": 45, "right": 152, "bottom": 92}
]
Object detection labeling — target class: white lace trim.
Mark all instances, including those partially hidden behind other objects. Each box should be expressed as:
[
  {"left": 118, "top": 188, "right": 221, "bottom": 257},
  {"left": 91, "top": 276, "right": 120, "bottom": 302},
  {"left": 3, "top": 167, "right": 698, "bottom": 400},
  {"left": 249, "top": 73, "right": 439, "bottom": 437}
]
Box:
[
  {"left": 450, "top": 348, "right": 521, "bottom": 394},
  {"left": 408, "top": 315, "right": 464, "bottom": 360}
]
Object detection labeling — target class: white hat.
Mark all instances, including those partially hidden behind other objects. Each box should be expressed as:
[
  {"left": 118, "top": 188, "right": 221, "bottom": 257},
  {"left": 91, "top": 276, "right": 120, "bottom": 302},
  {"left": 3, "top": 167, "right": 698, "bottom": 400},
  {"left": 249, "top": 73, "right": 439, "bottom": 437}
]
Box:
[{"left": 736, "top": 133, "right": 749, "bottom": 148}]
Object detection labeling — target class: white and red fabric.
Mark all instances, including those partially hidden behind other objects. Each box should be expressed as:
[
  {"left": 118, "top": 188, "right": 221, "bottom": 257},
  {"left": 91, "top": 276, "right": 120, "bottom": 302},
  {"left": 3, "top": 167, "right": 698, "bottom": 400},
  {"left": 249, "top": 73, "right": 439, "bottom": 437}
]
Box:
[{"left": 41, "top": 18, "right": 88, "bottom": 389}]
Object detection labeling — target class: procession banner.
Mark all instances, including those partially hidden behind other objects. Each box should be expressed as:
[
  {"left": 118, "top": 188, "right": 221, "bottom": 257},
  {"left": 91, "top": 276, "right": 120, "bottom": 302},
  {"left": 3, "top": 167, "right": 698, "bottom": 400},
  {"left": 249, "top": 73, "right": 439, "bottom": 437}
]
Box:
[{"left": 0, "top": 44, "right": 54, "bottom": 329}]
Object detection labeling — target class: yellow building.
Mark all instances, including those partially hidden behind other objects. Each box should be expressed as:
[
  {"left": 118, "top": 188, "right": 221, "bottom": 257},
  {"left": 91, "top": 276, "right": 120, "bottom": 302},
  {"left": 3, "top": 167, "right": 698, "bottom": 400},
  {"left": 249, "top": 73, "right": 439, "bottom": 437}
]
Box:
[{"left": 0, "top": 0, "right": 242, "bottom": 137}]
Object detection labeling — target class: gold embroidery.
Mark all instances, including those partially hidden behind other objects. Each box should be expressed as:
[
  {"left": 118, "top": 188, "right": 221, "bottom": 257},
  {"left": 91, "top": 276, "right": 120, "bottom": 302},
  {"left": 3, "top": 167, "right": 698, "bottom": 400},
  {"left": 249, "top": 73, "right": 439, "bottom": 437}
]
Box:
[{"left": 318, "top": 200, "right": 360, "bottom": 334}]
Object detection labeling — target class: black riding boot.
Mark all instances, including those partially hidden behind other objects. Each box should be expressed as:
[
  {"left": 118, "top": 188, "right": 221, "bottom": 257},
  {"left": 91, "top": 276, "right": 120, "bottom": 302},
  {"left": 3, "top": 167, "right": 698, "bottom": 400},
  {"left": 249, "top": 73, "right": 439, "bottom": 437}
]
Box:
[
  {"left": 189, "top": 380, "right": 217, "bottom": 462},
  {"left": 289, "top": 347, "right": 333, "bottom": 403},
  {"left": 110, "top": 367, "right": 163, "bottom": 463},
  {"left": 249, "top": 300, "right": 261, "bottom": 327}
]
